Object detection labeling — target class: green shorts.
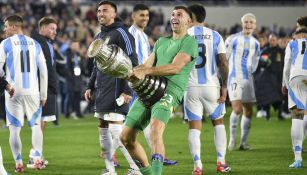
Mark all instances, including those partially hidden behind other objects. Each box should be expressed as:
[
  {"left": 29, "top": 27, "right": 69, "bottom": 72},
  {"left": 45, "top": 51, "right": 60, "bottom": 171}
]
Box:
[{"left": 125, "top": 91, "right": 180, "bottom": 131}]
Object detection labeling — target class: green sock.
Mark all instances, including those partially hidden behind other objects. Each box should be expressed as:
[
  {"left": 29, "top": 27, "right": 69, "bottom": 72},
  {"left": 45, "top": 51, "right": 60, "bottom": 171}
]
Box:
[
  {"left": 151, "top": 159, "right": 163, "bottom": 175},
  {"left": 140, "top": 165, "right": 152, "bottom": 175}
]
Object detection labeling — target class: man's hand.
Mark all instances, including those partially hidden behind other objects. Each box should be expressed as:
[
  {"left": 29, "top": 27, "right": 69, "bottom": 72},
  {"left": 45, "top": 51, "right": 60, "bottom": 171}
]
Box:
[
  {"left": 84, "top": 89, "right": 92, "bottom": 102},
  {"left": 5, "top": 84, "right": 15, "bottom": 98},
  {"left": 120, "top": 93, "right": 132, "bottom": 104},
  {"left": 217, "top": 86, "right": 227, "bottom": 103},
  {"left": 41, "top": 99, "right": 47, "bottom": 107},
  {"left": 281, "top": 86, "right": 288, "bottom": 96},
  {"left": 131, "top": 65, "right": 148, "bottom": 80}
]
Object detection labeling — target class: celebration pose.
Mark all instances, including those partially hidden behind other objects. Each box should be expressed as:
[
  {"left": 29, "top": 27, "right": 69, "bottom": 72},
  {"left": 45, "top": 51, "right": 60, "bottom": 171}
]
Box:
[
  {"left": 121, "top": 6, "right": 198, "bottom": 175},
  {"left": 226, "top": 13, "right": 260, "bottom": 151}
]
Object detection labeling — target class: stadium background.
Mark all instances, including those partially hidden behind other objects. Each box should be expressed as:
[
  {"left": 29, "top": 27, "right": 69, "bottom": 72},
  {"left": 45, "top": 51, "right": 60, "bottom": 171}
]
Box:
[{"left": 0, "top": 0, "right": 307, "bottom": 175}]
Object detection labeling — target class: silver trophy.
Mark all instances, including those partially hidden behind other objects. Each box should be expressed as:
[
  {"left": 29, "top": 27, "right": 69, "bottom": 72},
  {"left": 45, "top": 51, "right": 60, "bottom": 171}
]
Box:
[{"left": 87, "top": 38, "right": 167, "bottom": 107}]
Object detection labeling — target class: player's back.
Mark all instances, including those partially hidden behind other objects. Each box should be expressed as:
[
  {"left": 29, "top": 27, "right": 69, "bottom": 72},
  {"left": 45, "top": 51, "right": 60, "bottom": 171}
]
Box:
[
  {"left": 226, "top": 32, "right": 260, "bottom": 81},
  {"left": 287, "top": 38, "right": 307, "bottom": 79},
  {"left": 0, "top": 34, "right": 45, "bottom": 96},
  {"left": 129, "top": 25, "right": 151, "bottom": 64},
  {"left": 187, "top": 26, "right": 225, "bottom": 87}
]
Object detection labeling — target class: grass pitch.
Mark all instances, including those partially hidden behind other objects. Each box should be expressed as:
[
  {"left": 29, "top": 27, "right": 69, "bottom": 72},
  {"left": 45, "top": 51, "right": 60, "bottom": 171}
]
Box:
[{"left": 0, "top": 112, "right": 306, "bottom": 175}]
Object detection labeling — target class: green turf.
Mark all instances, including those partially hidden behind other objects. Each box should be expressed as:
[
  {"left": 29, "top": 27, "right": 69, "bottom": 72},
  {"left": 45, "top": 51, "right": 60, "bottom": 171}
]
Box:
[{"left": 0, "top": 112, "right": 306, "bottom": 175}]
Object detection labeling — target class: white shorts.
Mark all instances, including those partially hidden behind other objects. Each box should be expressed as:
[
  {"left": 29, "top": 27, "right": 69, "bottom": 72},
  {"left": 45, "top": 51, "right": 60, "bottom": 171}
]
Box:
[
  {"left": 288, "top": 75, "right": 307, "bottom": 110},
  {"left": 94, "top": 112, "right": 125, "bottom": 121},
  {"left": 228, "top": 78, "right": 256, "bottom": 103},
  {"left": 184, "top": 86, "right": 225, "bottom": 121},
  {"left": 5, "top": 95, "right": 41, "bottom": 127},
  {"left": 41, "top": 115, "right": 56, "bottom": 122}
]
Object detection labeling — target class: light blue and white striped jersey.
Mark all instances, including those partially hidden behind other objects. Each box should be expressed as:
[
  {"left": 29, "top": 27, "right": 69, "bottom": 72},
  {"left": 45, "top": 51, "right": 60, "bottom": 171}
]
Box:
[
  {"left": 225, "top": 32, "right": 260, "bottom": 82},
  {"left": 187, "top": 26, "right": 226, "bottom": 87},
  {"left": 0, "top": 34, "right": 48, "bottom": 99},
  {"left": 128, "top": 25, "right": 151, "bottom": 64},
  {"left": 283, "top": 38, "right": 307, "bottom": 88}
]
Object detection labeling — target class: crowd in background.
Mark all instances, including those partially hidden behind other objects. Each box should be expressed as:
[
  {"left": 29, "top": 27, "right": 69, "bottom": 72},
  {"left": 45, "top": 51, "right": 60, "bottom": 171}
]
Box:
[{"left": 0, "top": 0, "right": 298, "bottom": 119}]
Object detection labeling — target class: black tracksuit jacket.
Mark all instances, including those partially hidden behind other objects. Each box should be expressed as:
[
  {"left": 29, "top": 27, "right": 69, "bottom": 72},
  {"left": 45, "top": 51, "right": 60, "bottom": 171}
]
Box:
[
  {"left": 87, "top": 21, "right": 138, "bottom": 114},
  {"left": 31, "top": 32, "right": 58, "bottom": 95}
]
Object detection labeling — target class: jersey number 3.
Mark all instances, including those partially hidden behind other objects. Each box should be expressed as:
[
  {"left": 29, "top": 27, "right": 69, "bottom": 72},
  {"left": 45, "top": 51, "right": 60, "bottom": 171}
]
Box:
[
  {"left": 195, "top": 43, "right": 206, "bottom": 69},
  {"left": 20, "top": 50, "right": 30, "bottom": 72}
]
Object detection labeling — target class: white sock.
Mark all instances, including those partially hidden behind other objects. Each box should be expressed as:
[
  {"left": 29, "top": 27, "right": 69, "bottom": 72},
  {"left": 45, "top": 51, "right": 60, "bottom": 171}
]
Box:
[
  {"left": 189, "top": 129, "right": 202, "bottom": 169},
  {"left": 9, "top": 126, "right": 22, "bottom": 165},
  {"left": 229, "top": 111, "right": 240, "bottom": 143},
  {"left": 291, "top": 119, "right": 303, "bottom": 161},
  {"left": 303, "top": 115, "right": 307, "bottom": 138},
  {"left": 109, "top": 124, "right": 122, "bottom": 152},
  {"left": 99, "top": 127, "right": 115, "bottom": 173},
  {"left": 143, "top": 125, "right": 152, "bottom": 150},
  {"left": 0, "top": 147, "right": 8, "bottom": 175},
  {"left": 31, "top": 124, "right": 43, "bottom": 159},
  {"left": 240, "top": 115, "right": 251, "bottom": 146},
  {"left": 214, "top": 124, "right": 227, "bottom": 163},
  {"left": 109, "top": 124, "right": 139, "bottom": 170}
]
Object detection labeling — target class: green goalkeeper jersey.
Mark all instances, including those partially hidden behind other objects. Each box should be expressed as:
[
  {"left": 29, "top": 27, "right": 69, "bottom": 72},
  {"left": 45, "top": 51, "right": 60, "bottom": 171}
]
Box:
[{"left": 153, "top": 34, "right": 198, "bottom": 100}]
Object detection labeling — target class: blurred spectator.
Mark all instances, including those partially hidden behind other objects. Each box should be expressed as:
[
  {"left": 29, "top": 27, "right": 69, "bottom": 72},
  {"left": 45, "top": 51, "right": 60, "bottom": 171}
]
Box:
[
  {"left": 0, "top": 0, "right": 300, "bottom": 122},
  {"left": 254, "top": 33, "right": 285, "bottom": 120},
  {"left": 258, "top": 34, "right": 268, "bottom": 49},
  {"left": 65, "top": 40, "right": 86, "bottom": 119}
]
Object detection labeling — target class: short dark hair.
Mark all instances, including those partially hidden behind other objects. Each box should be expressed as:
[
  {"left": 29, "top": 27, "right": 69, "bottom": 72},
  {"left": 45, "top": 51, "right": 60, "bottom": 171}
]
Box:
[
  {"left": 297, "top": 16, "right": 307, "bottom": 27},
  {"left": 295, "top": 27, "right": 307, "bottom": 35},
  {"left": 133, "top": 4, "right": 149, "bottom": 12},
  {"left": 4, "top": 15, "right": 23, "bottom": 27},
  {"left": 38, "top": 17, "right": 57, "bottom": 28},
  {"left": 188, "top": 4, "right": 206, "bottom": 23},
  {"left": 173, "top": 6, "right": 192, "bottom": 20},
  {"left": 97, "top": 1, "right": 117, "bottom": 13}
]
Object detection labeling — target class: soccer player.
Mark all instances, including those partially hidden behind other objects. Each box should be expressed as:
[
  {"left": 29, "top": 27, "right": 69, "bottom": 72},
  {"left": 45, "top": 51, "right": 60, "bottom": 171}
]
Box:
[
  {"left": 28, "top": 16, "right": 58, "bottom": 169},
  {"left": 0, "top": 15, "right": 48, "bottom": 172},
  {"left": 282, "top": 26, "right": 307, "bottom": 168},
  {"left": 120, "top": 6, "right": 198, "bottom": 175},
  {"left": 226, "top": 13, "right": 260, "bottom": 151},
  {"left": 128, "top": 3, "right": 177, "bottom": 166},
  {"left": 84, "top": 1, "right": 140, "bottom": 175},
  {"left": 296, "top": 16, "right": 307, "bottom": 141},
  {"left": 184, "top": 4, "right": 230, "bottom": 174}
]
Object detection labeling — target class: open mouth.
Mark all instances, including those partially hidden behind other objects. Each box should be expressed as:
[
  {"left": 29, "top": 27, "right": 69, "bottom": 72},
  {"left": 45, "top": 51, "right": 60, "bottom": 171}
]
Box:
[{"left": 171, "top": 20, "right": 179, "bottom": 27}]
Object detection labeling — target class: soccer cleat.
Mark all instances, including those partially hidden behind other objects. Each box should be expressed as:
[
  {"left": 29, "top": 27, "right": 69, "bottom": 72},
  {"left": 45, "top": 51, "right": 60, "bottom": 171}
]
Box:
[
  {"left": 15, "top": 164, "right": 24, "bottom": 173},
  {"left": 27, "top": 157, "right": 48, "bottom": 168},
  {"left": 125, "top": 168, "right": 142, "bottom": 175},
  {"left": 99, "top": 153, "right": 120, "bottom": 167},
  {"left": 27, "top": 158, "right": 46, "bottom": 170},
  {"left": 239, "top": 144, "right": 251, "bottom": 151},
  {"left": 256, "top": 111, "right": 263, "bottom": 118},
  {"left": 228, "top": 140, "right": 236, "bottom": 151},
  {"left": 40, "top": 156, "right": 49, "bottom": 166},
  {"left": 113, "top": 155, "right": 120, "bottom": 168},
  {"left": 216, "top": 162, "right": 231, "bottom": 172},
  {"left": 101, "top": 169, "right": 117, "bottom": 175},
  {"left": 42, "top": 158, "right": 49, "bottom": 166},
  {"left": 163, "top": 158, "right": 178, "bottom": 166},
  {"left": 192, "top": 167, "right": 203, "bottom": 175},
  {"left": 289, "top": 160, "right": 303, "bottom": 168}
]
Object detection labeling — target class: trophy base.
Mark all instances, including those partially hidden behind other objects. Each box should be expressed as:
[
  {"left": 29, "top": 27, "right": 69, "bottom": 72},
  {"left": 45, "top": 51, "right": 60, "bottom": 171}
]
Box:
[{"left": 133, "top": 76, "right": 168, "bottom": 107}]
